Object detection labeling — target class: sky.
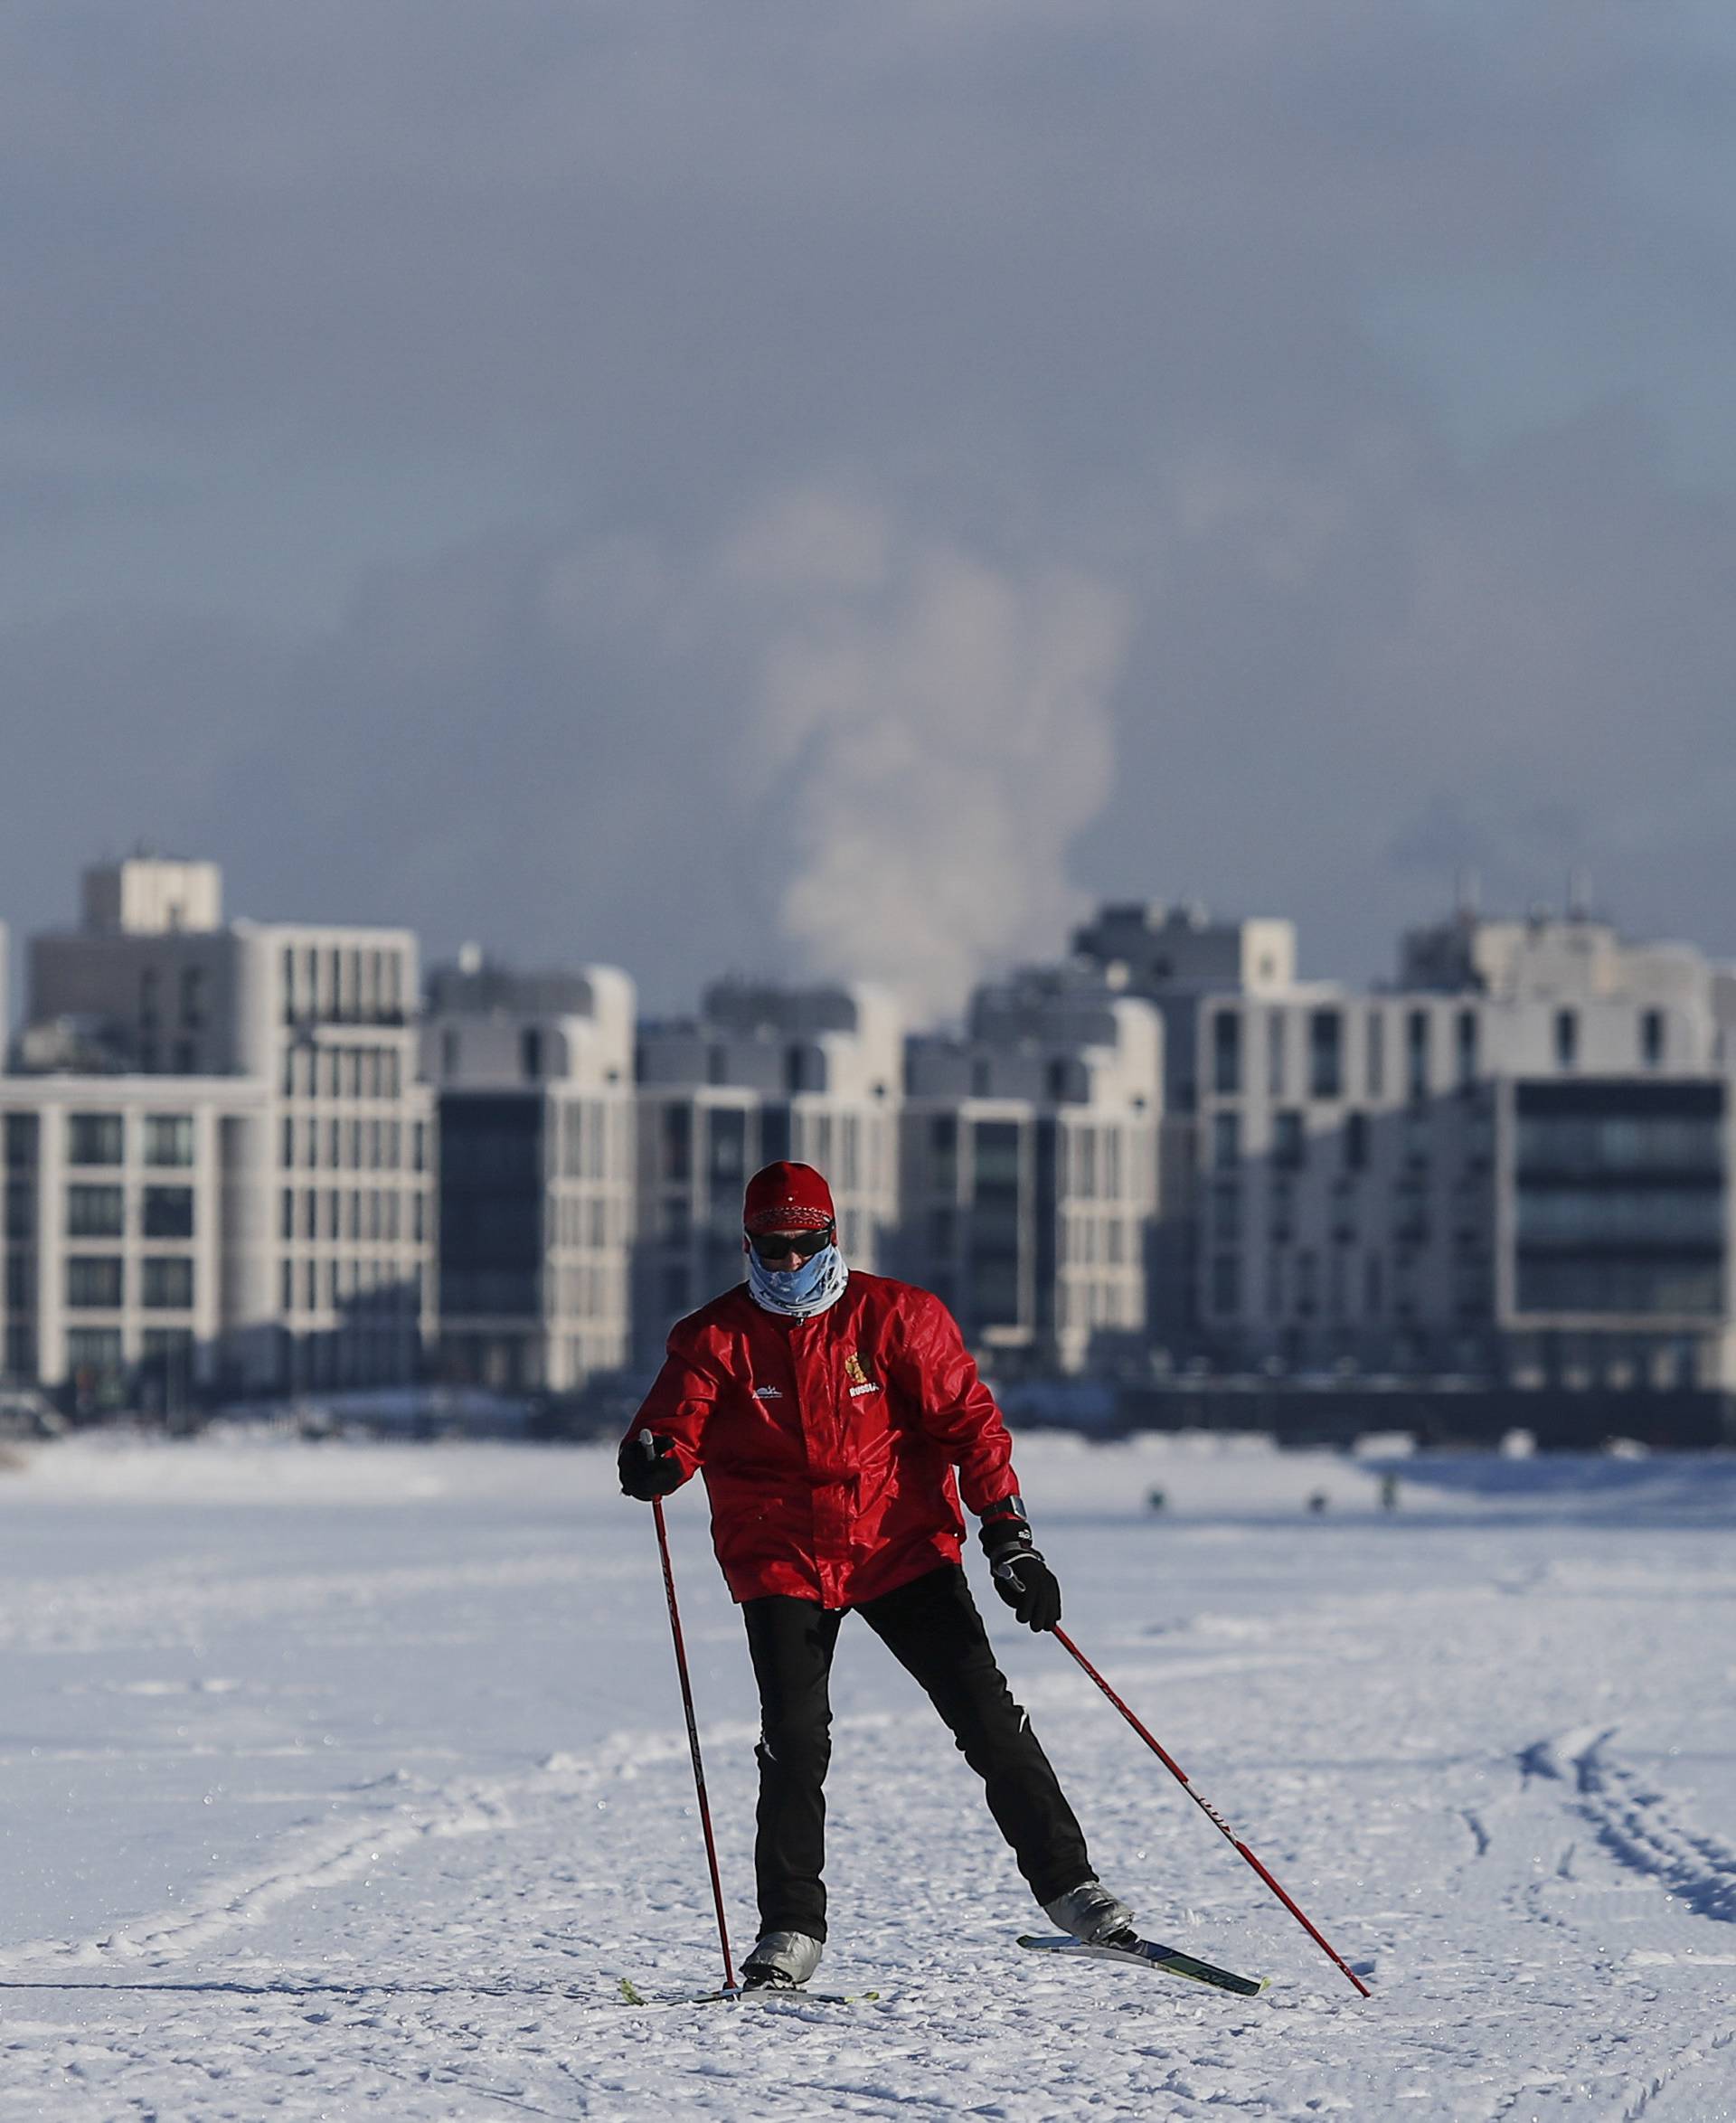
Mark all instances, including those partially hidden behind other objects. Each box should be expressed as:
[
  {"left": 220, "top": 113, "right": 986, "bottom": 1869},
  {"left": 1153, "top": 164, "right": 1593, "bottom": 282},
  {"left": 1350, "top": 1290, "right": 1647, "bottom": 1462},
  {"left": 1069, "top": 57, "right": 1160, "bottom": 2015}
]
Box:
[{"left": 4, "top": 0, "right": 1734, "bottom": 1021}]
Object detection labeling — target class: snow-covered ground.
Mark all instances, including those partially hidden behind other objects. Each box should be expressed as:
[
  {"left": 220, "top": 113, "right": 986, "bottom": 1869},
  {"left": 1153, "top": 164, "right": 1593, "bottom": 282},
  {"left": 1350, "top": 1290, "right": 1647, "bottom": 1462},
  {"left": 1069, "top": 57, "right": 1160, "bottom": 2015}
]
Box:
[{"left": 2, "top": 1430, "right": 1734, "bottom": 2121}]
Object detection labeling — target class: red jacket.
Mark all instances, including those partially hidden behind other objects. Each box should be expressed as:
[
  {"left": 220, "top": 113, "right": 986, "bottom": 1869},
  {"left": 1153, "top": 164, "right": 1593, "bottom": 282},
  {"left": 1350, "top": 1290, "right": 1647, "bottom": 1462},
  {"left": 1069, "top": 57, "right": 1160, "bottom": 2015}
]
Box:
[{"left": 627, "top": 1271, "right": 1022, "bottom": 1607}]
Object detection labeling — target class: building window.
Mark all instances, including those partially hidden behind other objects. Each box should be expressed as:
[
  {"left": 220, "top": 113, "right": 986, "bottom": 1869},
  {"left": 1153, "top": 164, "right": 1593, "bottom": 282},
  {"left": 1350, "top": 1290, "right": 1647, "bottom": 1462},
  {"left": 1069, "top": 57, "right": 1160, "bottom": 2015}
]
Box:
[
  {"left": 1406, "top": 1012, "right": 1430, "bottom": 1101},
  {"left": 1210, "top": 1252, "right": 1241, "bottom": 1315},
  {"left": 141, "top": 1326, "right": 193, "bottom": 1378},
  {"left": 973, "top": 1118, "right": 1023, "bottom": 1188},
  {"left": 1212, "top": 1012, "right": 1242, "bottom": 1096},
  {"left": 928, "top": 1112, "right": 957, "bottom": 1191},
  {"left": 1640, "top": 1010, "right": 1665, "bottom": 1069},
  {"left": 1211, "top": 1110, "right": 1241, "bottom": 1170},
  {"left": 1365, "top": 1011, "right": 1385, "bottom": 1100},
  {"left": 1554, "top": 1009, "right": 1579, "bottom": 1071},
  {"left": 5, "top": 1114, "right": 39, "bottom": 1169},
  {"left": 65, "top": 1326, "right": 123, "bottom": 1375},
  {"left": 142, "top": 1257, "right": 194, "bottom": 1310},
  {"left": 1308, "top": 1011, "right": 1343, "bottom": 1101},
  {"left": 1344, "top": 1111, "right": 1369, "bottom": 1172},
  {"left": 143, "top": 1186, "right": 195, "bottom": 1239},
  {"left": 179, "top": 965, "right": 204, "bottom": 1027},
  {"left": 661, "top": 1104, "right": 692, "bottom": 1184},
  {"left": 67, "top": 1184, "right": 125, "bottom": 1239},
  {"left": 144, "top": 1114, "right": 194, "bottom": 1166},
  {"left": 5, "top": 1251, "right": 34, "bottom": 1308},
  {"left": 1273, "top": 1109, "right": 1306, "bottom": 1170},
  {"left": 5, "top": 1321, "right": 36, "bottom": 1380},
  {"left": 1456, "top": 1009, "right": 1479, "bottom": 1091},
  {"left": 68, "top": 1113, "right": 125, "bottom": 1166},
  {"left": 67, "top": 1256, "right": 125, "bottom": 1308},
  {"left": 709, "top": 1106, "right": 748, "bottom": 1186}
]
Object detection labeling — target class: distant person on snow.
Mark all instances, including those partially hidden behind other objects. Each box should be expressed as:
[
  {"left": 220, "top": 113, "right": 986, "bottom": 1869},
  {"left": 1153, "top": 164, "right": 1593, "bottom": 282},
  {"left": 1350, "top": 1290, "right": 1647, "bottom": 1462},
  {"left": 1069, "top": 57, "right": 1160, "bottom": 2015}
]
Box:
[{"left": 619, "top": 1158, "right": 1133, "bottom": 1992}]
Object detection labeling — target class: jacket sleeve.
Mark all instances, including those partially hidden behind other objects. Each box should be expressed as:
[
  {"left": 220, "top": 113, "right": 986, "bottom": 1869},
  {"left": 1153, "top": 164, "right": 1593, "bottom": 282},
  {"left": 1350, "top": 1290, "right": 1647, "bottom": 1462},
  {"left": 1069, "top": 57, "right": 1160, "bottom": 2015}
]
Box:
[
  {"left": 622, "top": 1323, "right": 721, "bottom": 1486},
  {"left": 901, "top": 1288, "right": 1021, "bottom": 1515}
]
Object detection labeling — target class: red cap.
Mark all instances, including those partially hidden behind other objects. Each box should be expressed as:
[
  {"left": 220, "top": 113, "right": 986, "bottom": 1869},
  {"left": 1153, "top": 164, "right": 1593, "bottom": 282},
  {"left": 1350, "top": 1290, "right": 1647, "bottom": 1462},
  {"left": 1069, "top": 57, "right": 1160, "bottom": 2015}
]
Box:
[{"left": 743, "top": 1160, "right": 835, "bottom": 1234}]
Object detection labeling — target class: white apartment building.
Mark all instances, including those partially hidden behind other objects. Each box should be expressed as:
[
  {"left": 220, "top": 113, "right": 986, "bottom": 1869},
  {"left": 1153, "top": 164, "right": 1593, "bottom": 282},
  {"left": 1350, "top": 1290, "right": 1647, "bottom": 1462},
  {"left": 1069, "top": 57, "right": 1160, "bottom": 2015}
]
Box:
[
  {"left": 421, "top": 956, "right": 637, "bottom": 1392},
  {"left": 4, "top": 858, "right": 435, "bottom": 1401},
  {"left": 901, "top": 967, "right": 1163, "bottom": 1375},
  {"left": 1194, "top": 906, "right": 1734, "bottom": 1385},
  {"left": 2, "top": 1075, "right": 262, "bottom": 1413},
  {"left": 1071, "top": 899, "right": 1300, "bottom": 1354},
  {"left": 633, "top": 982, "right": 902, "bottom": 1365}
]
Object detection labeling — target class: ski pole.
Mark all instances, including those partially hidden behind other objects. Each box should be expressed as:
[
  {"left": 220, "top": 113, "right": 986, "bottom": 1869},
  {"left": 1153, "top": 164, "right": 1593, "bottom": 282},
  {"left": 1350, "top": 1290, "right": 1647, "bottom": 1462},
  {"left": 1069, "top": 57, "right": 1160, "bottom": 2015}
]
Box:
[
  {"left": 1052, "top": 1625, "right": 1370, "bottom": 1998},
  {"left": 651, "top": 1491, "right": 739, "bottom": 1995}
]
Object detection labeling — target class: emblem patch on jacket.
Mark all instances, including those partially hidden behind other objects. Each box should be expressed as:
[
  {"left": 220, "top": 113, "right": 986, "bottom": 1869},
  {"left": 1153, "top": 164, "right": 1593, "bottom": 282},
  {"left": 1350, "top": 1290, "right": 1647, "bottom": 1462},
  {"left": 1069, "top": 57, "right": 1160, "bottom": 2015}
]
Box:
[
  {"left": 752, "top": 1384, "right": 784, "bottom": 1400},
  {"left": 844, "top": 1352, "right": 879, "bottom": 1397}
]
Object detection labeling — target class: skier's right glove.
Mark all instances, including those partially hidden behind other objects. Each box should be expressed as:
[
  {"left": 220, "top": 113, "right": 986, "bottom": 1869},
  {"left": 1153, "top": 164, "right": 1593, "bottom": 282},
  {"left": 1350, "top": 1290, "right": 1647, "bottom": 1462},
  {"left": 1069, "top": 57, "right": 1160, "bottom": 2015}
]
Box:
[
  {"left": 979, "top": 1497, "right": 1061, "bottom": 1632},
  {"left": 618, "top": 1430, "right": 684, "bottom": 1501}
]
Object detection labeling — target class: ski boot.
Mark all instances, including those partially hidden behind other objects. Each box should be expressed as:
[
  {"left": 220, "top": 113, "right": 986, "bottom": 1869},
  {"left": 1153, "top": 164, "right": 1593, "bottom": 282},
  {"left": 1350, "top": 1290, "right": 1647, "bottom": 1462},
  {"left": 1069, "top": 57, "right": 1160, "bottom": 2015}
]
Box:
[
  {"left": 1042, "top": 1878, "right": 1136, "bottom": 1946},
  {"left": 741, "top": 1930, "right": 823, "bottom": 1991}
]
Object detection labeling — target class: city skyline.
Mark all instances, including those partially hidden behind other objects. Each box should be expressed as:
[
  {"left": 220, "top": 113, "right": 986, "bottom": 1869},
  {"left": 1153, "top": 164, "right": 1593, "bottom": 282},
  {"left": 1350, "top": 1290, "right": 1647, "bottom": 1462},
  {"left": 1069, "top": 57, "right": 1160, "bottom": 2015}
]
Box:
[
  {"left": 5, "top": 845, "right": 1729, "bottom": 1042},
  {"left": 4, "top": 853, "right": 1731, "bottom": 1412}
]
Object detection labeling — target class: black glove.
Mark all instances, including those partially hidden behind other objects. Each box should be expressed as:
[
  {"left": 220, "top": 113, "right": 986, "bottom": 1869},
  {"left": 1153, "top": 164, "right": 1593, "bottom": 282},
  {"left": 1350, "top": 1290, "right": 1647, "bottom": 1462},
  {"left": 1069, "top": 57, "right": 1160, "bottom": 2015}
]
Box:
[
  {"left": 618, "top": 1430, "right": 684, "bottom": 1501},
  {"left": 979, "top": 1497, "right": 1061, "bottom": 1632}
]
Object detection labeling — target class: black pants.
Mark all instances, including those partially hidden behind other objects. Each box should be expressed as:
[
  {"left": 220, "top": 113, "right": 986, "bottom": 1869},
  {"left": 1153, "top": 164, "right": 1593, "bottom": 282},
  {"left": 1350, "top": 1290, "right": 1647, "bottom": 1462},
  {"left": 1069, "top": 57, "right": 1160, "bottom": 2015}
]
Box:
[{"left": 741, "top": 1563, "right": 1090, "bottom": 1940}]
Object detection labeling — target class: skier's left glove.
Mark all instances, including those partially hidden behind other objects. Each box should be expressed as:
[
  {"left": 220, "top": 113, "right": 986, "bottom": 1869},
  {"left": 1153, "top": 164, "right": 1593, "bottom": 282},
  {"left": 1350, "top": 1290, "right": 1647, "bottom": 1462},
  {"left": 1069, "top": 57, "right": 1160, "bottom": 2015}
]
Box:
[{"left": 979, "top": 1497, "right": 1061, "bottom": 1632}]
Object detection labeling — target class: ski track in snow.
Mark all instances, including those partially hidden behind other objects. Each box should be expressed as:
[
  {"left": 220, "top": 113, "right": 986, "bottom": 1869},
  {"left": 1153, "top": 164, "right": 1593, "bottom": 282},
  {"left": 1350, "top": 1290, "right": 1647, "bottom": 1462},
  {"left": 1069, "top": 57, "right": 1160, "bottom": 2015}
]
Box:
[{"left": 1, "top": 1438, "right": 1735, "bottom": 2119}]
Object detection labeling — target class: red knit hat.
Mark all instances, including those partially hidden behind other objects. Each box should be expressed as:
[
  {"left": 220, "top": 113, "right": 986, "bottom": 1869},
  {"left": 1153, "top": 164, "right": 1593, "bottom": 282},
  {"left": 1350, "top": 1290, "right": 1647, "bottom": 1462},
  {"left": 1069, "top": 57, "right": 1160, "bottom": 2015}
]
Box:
[{"left": 743, "top": 1160, "right": 835, "bottom": 1234}]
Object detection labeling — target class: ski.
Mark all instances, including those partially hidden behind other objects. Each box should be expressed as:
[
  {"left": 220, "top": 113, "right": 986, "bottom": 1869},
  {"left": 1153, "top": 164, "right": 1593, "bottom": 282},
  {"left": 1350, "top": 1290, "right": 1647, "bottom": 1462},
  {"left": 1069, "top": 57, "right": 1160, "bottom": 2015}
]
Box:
[
  {"left": 616, "top": 1977, "right": 879, "bottom": 2007},
  {"left": 1017, "top": 1933, "right": 1267, "bottom": 1998}
]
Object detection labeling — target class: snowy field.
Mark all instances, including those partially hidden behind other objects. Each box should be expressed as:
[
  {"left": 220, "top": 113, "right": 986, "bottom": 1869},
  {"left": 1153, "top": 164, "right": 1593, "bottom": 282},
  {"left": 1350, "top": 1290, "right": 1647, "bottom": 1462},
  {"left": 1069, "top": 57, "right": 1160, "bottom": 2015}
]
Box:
[{"left": 2, "top": 1431, "right": 1735, "bottom": 2121}]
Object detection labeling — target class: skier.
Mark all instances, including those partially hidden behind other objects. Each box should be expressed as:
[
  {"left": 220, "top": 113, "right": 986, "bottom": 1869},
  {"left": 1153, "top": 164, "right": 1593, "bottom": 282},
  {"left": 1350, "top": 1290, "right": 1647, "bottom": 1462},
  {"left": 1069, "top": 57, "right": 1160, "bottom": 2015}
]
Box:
[{"left": 619, "top": 1158, "right": 1134, "bottom": 1992}]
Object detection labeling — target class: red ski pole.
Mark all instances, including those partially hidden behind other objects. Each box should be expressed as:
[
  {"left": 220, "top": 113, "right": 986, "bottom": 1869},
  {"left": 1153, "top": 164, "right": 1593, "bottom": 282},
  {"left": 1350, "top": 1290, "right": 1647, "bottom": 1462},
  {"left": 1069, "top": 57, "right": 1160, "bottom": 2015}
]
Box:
[
  {"left": 652, "top": 1493, "right": 739, "bottom": 1995},
  {"left": 1052, "top": 1625, "right": 1370, "bottom": 1998}
]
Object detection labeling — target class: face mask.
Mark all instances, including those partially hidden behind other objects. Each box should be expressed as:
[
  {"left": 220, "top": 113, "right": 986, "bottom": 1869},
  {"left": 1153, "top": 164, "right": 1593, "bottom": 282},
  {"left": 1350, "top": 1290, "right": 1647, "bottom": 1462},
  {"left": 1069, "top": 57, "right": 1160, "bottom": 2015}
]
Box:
[{"left": 746, "top": 1241, "right": 849, "bottom": 1319}]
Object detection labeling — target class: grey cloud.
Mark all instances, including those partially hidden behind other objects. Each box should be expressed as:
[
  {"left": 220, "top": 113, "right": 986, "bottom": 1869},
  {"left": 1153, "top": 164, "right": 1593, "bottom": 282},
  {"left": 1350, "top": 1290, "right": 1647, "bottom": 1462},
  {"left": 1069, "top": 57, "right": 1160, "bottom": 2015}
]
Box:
[
  {"left": 136, "top": 495, "right": 1130, "bottom": 1018},
  {"left": 3, "top": 1, "right": 1735, "bottom": 1011}
]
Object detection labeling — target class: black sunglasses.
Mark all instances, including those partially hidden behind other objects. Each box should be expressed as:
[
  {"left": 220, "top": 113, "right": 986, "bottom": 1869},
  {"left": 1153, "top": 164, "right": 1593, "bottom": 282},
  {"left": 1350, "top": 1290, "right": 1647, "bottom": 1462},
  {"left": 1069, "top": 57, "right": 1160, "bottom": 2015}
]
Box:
[{"left": 749, "top": 1224, "right": 835, "bottom": 1264}]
